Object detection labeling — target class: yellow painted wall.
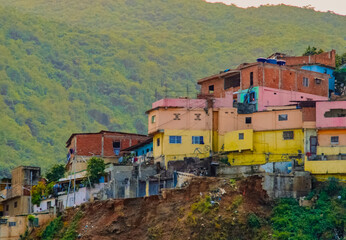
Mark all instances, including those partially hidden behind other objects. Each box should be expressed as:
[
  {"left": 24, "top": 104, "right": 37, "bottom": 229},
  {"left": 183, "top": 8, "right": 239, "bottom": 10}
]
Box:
[
  {"left": 304, "top": 159, "right": 346, "bottom": 182},
  {"left": 317, "top": 146, "right": 346, "bottom": 155},
  {"left": 153, "top": 129, "right": 212, "bottom": 164},
  {"left": 226, "top": 129, "right": 304, "bottom": 166},
  {"left": 305, "top": 159, "right": 346, "bottom": 174},
  {"left": 224, "top": 129, "right": 254, "bottom": 152}
]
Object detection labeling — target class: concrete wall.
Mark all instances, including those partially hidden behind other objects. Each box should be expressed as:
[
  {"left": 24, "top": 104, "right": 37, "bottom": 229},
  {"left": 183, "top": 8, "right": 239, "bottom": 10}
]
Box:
[
  {"left": 316, "top": 101, "right": 346, "bottom": 128},
  {"left": 2, "top": 196, "right": 30, "bottom": 216},
  {"left": 262, "top": 171, "right": 311, "bottom": 199},
  {"left": 33, "top": 198, "right": 56, "bottom": 213}
]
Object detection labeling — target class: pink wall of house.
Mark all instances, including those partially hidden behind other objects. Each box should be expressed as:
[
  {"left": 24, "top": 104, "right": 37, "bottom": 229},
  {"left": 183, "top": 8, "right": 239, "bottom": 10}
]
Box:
[
  {"left": 151, "top": 96, "right": 235, "bottom": 110},
  {"left": 316, "top": 101, "right": 346, "bottom": 128},
  {"left": 258, "top": 87, "right": 328, "bottom": 111},
  {"left": 152, "top": 98, "right": 206, "bottom": 109}
]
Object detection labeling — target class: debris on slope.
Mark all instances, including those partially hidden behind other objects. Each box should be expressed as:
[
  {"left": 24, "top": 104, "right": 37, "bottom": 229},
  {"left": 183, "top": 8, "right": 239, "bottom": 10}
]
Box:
[{"left": 60, "top": 176, "right": 273, "bottom": 240}]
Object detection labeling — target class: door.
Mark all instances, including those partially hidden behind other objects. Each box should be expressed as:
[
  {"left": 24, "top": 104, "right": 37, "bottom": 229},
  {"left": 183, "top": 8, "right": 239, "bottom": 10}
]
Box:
[{"left": 310, "top": 136, "right": 317, "bottom": 155}]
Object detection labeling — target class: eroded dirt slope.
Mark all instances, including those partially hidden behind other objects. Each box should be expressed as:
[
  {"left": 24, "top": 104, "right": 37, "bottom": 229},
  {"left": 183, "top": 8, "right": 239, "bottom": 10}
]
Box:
[{"left": 63, "top": 176, "right": 273, "bottom": 240}]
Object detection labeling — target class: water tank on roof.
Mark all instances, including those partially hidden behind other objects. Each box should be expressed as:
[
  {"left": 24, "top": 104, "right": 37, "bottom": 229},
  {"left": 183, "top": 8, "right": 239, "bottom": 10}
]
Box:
[
  {"left": 257, "top": 57, "right": 266, "bottom": 63},
  {"left": 277, "top": 60, "right": 286, "bottom": 66},
  {"left": 266, "top": 59, "right": 277, "bottom": 64}
]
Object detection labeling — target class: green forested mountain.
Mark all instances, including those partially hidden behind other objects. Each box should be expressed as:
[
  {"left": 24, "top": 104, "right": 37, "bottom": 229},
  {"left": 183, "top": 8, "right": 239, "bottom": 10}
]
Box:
[{"left": 0, "top": 0, "right": 345, "bottom": 177}]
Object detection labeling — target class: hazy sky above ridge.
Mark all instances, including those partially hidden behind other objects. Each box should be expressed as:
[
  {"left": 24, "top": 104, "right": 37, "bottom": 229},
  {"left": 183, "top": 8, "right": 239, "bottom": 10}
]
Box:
[{"left": 206, "top": 0, "right": 346, "bottom": 15}]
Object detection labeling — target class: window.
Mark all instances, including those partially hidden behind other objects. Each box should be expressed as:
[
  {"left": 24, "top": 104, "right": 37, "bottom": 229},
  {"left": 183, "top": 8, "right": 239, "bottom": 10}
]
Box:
[
  {"left": 208, "top": 85, "right": 214, "bottom": 94},
  {"left": 278, "top": 114, "right": 288, "bottom": 121},
  {"left": 157, "top": 138, "right": 160, "bottom": 146},
  {"left": 224, "top": 74, "right": 240, "bottom": 89},
  {"left": 14, "top": 201, "right": 17, "bottom": 208},
  {"left": 331, "top": 136, "right": 339, "bottom": 145},
  {"left": 192, "top": 136, "right": 204, "bottom": 144},
  {"left": 47, "top": 201, "right": 51, "bottom": 209},
  {"left": 173, "top": 113, "right": 181, "bottom": 120},
  {"left": 239, "top": 133, "right": 244, "bottom": 140},
  {"left": 250, "top": 72, "right": 253, "bottom": 86},
  {"left": 169, "top": 136, "right": 182, "bottom": 144},
  {"left": 113, "top": 141, "right": 120, "bottom": 149},
  {"left": 315, "top": 78, "right": 322, "bottom": 85},
  {"left": 245, "top": 117, "right": 252, "bottom": 124},
  {"left": 303, "top": 77, "right": 309, "bottom": 87},
  {"left": 151, "top": 115, "right": 156, "bottom": 123},
  {"left": 9, "top": 222, "right": 16, "bottom": 227},
  {"left": 283, "top": 131, "right": 294, "bottom": 140}
]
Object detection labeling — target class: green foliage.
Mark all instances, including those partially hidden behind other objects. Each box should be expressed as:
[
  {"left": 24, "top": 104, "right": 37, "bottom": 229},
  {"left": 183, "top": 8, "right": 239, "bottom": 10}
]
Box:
[
  {"left": 191, "top": 195, "right": 213, "bottom": 214},
  {"left": 302, "top": 45, "right": 324, "bottom": 56},
  {"left": 31, "top": 181, "right": 54, "bottom": 205},
  {"left": 31, "top": 181, "right": 46, "bottom": 205},
  {"left": 46, "top": 164, "right": 65, "bottom": 183},
  {"left": 271, "top": 180, "right": 345, "bottom": 240},
  {"left": 86, "top": 157, "right": 105, "bottom": 185},
  {"left": 0, "top": 0, "right": 345, "bottom": 176},
  {"left": 61, "top": 211, "right": 83, "bottom": 240},
  {"left": 247, "top": 213, "right": 261, "bottom": 229},
  {"left": 334, "top": 67, "right": 346, "bottom": 95},
  {"left": 335, "top": 52, "right": 346, "bottom": 68},
  {"left": 27, "top": 214, "right": 35, "bottom": 222},
  {"left": 41, "top": 216, "right": 63, "bottom": 240}
]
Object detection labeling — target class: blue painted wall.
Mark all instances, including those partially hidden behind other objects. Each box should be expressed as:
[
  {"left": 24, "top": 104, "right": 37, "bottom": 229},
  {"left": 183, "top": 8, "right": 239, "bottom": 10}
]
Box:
[
  {"left": 238, "top": 86, "right": 259, "bottom": 111},
  {"left": 301, "top": 65, "right": 335, "bottom": 92},
  {"left": 134, "top": 141, "right": 153, "bottom": 156}
]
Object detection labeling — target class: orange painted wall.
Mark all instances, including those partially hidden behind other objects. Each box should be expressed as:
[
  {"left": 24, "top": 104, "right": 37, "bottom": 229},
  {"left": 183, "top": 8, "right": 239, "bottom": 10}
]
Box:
[
  {"left": 217, "top": 108, "right": 303, "bottom": 134},
  {"left": 148, "top": 108, "right": 213, "bottom": 134},
  {"left": 318, "top": 129, "right": 346, "bottom": 146}
]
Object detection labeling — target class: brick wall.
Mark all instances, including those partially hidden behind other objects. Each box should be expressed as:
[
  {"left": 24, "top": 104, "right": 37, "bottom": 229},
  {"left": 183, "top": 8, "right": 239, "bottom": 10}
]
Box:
[
  {"left": 67, "top": 133, "right": 149, "bottom": 157},
  {"left": 279, "top": 50, "right": 335, "bottom": 68}
]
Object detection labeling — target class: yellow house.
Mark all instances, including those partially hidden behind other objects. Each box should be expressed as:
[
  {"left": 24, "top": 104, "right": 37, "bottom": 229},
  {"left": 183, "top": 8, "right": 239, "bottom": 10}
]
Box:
[
  {"left": 217, "top": 108, "right": 305, "bottom": 166},
  {"left": 147, "top": 98, "right": 234, "bottom": 167}
]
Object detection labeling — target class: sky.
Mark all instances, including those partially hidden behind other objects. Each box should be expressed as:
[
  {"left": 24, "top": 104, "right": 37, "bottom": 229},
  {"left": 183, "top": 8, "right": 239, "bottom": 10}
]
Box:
[{"left": 205, "top": 0, "right": 346, "bottom": 15}]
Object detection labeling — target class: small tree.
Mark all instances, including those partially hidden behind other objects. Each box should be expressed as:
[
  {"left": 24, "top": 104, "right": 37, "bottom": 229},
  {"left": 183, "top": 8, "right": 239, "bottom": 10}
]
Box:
[
  {"left": 303, "top": 45, "right": 324, "bottom": 56},
  {"left": 334, "top": 68, "right": 346, "bottom": 95},
  {"left": 46, "top": 164, "right": 65, "bottom": 183},
  {"left": 31, "top": 181, "right": 46, "bottom": 205},
  {"left": 86, "top": 157, "right": 105, "bottom": 185}
]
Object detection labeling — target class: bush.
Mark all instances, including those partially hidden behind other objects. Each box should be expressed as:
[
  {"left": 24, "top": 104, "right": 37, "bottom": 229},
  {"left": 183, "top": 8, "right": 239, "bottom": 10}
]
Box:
[
  {"left": 191, "top": 195, "right": 213, "bottom": 214},
  {"left": 41, "top": 216, "right": 63, "bottom": 240},
  {"left": 247, "top": 213, "right": 261, "bottom": 229}
]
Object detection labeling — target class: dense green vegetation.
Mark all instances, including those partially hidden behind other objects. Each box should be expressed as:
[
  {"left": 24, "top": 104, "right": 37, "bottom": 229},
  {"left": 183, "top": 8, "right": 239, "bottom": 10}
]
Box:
[
  {"left": 0, "top": 0, "right": 345, "bottom": 177},
  {"left": 272, "top": 179, "right": 345, "bottom": 239}
]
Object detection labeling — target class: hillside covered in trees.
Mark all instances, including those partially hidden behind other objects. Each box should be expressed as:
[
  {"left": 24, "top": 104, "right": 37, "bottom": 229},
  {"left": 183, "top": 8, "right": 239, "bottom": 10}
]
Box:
[{"left": 0, "top": 0, "right": 345, "bottom": 177}]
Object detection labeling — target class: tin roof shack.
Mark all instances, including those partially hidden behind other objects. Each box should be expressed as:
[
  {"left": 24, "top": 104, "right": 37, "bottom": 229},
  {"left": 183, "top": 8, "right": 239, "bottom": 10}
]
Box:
[
  {"left": 65, "top": 131, "right": 149, "bottom": 173},
  {"left": 0, "top": 166, "right": 40, "bottom": 216},
  {"left": 305, "top": 100, "right": 346, "bottom": 181}
]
